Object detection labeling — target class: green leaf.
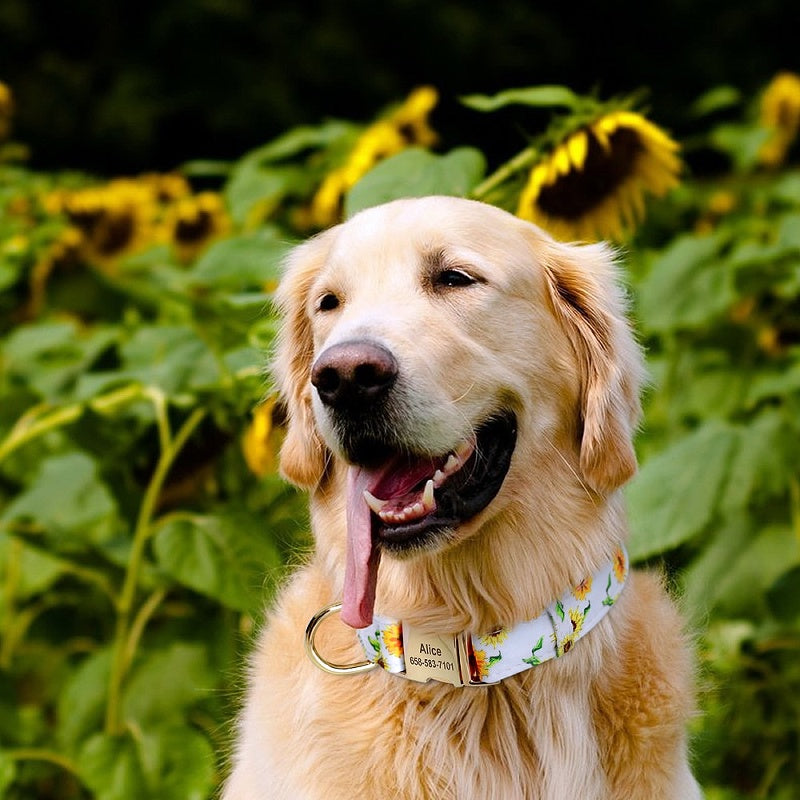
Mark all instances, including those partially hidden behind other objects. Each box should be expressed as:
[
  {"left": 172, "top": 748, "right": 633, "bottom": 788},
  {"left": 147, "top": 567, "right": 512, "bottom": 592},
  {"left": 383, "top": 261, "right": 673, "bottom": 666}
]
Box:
[
  {"left": 747, "top": 360, "right": 800, "bottom": 405},
  {"left": 223, "top": 121, "right": 356, "bottom": 224},
  {"left": 770, "top": 172, "right": 800, "bottom": 207},
  {"left": 57, "top": 648, "right": 112, "bottom": 752},
  {"left": 189, "top": 228, "right": 292, "bottom": 291},
  {"left": 708, "top": 122, "right": 772, "bottom": 171},
  {"left": 80, "top": 731, "right": 148, "bottom": 800},
  {"left": 122, "top": 643, "right": 212, "bottom": 726},
  {"left": 119, "top": 325, "right": 221, "bottom": 394},
  {"left": 636, "top": 232, "right": 735, "bottom": 333},
  {"left": 225, "top": 163, "right": 303, "bottom": 225},
  {"left": 627, "top": 422, "right": 739, "bottom": 561},
  {"left": 80, "top": 726, "right": 215, "bottom": 800},
  {"left": 1, "top": 452, "right": 120, "bottom": 551},
  {"left": 0, "top": 534, "right": 66, "bottom": 597},
  {"left": 153, "top": 511, "right": 281, "bottom": 612},
  {"left": 346, "top": 147, "right": 486, "bottom": 217},
  {"left": 719, "top": 410, "right": 796, "bottom": 511},
  {"left": 669, "top": 363, "right": 750, "bottom": 420},
  {"left": 711, "top": 525, "right": 799, "bottom": 619},
  {"left": 689, "top": 86, "right": 742, "bottom": 117},
  {"left": 460, "top": 86, "right": 580, "bottom": 112},
  {"left": 681, "top": 516, "right": 753, "bottom": 619},
  {"left": 1, "top": 320, "right": 118, "bottom": 400},
  {"left": 233, "top": 120, "right": 356, "bottom": 166}
]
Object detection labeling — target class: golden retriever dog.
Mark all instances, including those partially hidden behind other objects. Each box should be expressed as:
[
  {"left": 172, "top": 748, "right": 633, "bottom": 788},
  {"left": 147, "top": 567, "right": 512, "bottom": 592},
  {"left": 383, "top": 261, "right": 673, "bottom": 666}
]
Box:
[{"left": 223, "top": 196, "right": 701, "bottom": 800}]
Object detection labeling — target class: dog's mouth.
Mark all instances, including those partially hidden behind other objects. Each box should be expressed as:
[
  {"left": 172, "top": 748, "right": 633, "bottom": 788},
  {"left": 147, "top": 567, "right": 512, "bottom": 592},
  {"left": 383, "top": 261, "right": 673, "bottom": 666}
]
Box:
[{"left": 341, "top": 411, "right": 517, "bottom": 628}]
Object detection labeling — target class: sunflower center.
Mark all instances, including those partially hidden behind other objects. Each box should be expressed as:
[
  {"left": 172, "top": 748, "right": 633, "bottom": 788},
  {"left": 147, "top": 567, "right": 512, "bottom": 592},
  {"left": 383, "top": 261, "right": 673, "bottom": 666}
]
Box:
[
  {"left": 175, "top": 209, "right": 214, "bottom": 244},
  {"left": 538, "top": 127, "right": 643, "bottom": 220},
  {"left": 94, "top": 212, "right": 136, "bottom": 257}
]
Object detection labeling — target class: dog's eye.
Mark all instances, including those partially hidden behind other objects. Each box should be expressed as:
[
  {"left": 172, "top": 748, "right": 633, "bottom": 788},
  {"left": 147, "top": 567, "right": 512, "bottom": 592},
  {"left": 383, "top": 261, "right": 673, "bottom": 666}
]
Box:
[
  {"left": 317, "top": 293, "right": 340, "bottom": 312},
  {"left": 435, "top": 269, "right": 476, "bottom": 289}
]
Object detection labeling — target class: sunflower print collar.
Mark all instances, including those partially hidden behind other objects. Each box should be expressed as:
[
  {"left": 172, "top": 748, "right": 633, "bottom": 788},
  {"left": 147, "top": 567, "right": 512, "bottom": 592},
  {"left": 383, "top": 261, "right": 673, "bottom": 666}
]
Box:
[{"left": 353, "top": 545, "right": 629, "bottom": 687}]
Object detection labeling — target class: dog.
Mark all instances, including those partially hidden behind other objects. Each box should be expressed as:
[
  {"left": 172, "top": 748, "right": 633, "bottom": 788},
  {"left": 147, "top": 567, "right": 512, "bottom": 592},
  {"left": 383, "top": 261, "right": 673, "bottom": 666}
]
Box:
[{"left": 223, "top": 196, "right": 701, "bottom": 799}]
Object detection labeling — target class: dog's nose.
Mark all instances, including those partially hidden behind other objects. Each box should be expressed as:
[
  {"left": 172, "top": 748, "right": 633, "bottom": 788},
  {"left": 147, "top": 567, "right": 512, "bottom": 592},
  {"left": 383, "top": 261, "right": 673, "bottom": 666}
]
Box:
[{"left": 311, "top": 340, "right": 398, "bottom": 410}]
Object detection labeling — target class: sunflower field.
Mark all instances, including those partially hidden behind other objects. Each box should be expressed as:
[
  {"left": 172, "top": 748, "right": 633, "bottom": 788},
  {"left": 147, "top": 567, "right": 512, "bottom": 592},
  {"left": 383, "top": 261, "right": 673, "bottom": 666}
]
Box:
[{"left": 1, "top": 75, "right": 800, "bottom": 799}]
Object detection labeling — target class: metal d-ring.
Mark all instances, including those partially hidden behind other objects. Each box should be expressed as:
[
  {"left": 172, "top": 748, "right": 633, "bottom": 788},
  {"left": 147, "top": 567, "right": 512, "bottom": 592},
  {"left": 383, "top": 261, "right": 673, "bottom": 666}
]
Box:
[{"left": 304, "top": 602, "right": 379, "bottom": 676}]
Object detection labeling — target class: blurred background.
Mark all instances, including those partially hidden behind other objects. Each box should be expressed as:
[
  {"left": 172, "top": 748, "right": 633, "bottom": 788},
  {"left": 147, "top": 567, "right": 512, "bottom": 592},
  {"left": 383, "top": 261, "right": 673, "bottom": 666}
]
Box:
[{"left": 1, "top": 0, "right": 796, "bottom": 174}]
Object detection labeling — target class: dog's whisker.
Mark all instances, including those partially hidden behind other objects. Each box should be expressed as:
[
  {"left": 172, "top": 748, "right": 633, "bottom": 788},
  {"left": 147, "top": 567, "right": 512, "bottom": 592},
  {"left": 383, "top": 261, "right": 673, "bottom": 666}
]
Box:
[{"left": 541, "top": 435, "right": 598, "bottom": 507}]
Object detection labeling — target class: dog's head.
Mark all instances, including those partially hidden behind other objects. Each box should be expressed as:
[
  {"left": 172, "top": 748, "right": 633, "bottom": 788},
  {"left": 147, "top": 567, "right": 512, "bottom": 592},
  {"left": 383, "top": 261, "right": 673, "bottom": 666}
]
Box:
[{"left": 272, "top": 197, "right": 644, "bottom": 626}]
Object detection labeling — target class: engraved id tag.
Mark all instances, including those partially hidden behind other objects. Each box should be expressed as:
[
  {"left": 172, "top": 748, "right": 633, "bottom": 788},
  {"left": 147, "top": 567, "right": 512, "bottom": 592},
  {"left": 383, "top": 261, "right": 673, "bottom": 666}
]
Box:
[{"left": 402, "top": 624, "right": 465, "bottom": 686}]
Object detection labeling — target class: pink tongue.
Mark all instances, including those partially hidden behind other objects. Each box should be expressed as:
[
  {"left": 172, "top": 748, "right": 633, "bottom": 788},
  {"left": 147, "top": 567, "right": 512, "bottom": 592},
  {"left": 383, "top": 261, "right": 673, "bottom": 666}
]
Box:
[{"left": 341, "top": 466, "right": 382, "bottom": 628}]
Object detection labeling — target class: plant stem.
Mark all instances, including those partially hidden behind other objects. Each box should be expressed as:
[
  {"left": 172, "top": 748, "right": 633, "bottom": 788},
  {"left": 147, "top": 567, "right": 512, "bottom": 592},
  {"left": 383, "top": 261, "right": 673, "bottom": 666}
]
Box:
[
  {"left": 0, "top": 538, "right": 23, "bottom": 669},
  {"left": 6, "top": 748, "right": 84, "bottom": 783},
  {"left": 0, "top": 403, "right": 83, "bottom": 463},
  {"left": 0, "top": 383, "right": 145, "bottom": 464},
  {"left": 122, "top": 586, "right": 167, "bottom": 676},
  {"left": 145, "top": 386, "right": 171, "bottom": 454},
  {"left": 471, "top": 145, "right": 537, "bottom": 200},
  {"left": 104, "top": 406, "right": 206, "bottom": 735}
]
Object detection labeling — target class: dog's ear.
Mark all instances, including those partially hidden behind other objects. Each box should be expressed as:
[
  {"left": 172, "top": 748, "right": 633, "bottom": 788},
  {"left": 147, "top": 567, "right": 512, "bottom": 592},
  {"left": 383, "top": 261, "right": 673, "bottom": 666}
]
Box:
[
  {"left": 271, "top": 229, "right": 336, "bottom": 489},
  {"left": 541, "top": 238, "right": 645, "bottom": 494}
]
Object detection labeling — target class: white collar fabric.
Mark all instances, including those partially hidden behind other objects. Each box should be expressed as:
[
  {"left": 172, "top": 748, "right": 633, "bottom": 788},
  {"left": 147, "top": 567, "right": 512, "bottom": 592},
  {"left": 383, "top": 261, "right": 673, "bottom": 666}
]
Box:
[{"left": 355, "top": 545, "right": 629, "bottom": 686}]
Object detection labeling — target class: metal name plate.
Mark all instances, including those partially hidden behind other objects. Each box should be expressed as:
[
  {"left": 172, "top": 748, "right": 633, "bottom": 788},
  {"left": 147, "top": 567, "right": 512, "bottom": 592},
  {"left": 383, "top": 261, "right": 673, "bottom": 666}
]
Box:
[{"left": 402, "top": 624, "right": 466, "bottom": 686}]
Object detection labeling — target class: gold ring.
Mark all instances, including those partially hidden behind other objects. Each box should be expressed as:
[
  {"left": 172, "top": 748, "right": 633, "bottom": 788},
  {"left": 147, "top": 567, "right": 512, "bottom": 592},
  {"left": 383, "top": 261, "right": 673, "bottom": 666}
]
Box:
[{"left": 304, "top": 602, "right": 379, "bottom": 676}]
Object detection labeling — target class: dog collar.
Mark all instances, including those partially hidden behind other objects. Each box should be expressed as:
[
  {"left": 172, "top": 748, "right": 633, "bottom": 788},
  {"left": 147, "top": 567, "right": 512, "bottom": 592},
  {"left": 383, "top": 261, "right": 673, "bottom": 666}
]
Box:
[{"left": 306, "top": 546, "right": 629, "bottom": 687}]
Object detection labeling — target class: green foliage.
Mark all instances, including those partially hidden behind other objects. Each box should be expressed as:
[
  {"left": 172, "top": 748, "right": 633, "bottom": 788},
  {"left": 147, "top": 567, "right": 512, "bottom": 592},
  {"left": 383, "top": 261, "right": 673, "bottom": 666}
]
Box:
[
  {"left": 0, "top": 154, "right": 308, "bottom": 798},
  {"left": 1, "top": 79, "right": 799, "bottom": 799},
  {"left": 624, "top": 132, "right": 800, "bottom": 794},
  {"left": 345, "top": 147, "right": 487, "bottom": 217},
  {"left": 460, "top": 85, "right": 582, "bottom": 112}
]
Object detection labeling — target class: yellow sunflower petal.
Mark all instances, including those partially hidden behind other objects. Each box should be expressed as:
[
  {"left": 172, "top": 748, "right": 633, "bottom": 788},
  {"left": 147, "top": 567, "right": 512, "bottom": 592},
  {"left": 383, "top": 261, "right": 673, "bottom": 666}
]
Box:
[
  {"left": 566, "top": 129, "right": 588, "bottom": 170},
  {"left": 760, "top": 72, "right": 800, "bottom": 131}
]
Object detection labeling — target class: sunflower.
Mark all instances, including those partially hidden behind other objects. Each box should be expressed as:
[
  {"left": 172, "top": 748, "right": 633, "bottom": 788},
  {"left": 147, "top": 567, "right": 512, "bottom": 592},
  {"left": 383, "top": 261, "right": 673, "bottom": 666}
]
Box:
[
  {"left": 139, "top": 172, "right": 192, "bottom": 203},
  {"left": 169, "top": 191, "right": 230, "bottom": 263},
  {"left": 573, "top": 576, "right": 592, "bottom": 601},
  {"left": 517, "top": 110, "right": 681, "bottom": 241},
  {"left": 479, "top": 628, "right": 510, "bottom": 648},
  {"left": 381, "top": 622, "right": 404, "bottom": 658},
  {"left": 612, "top": 547, "right": 628, "bottom": 584},
  {"left": 470, "top": 648, "right": 502, "bottom": 681},
  {"left": 25, "top": 228, "right": 84, "bottom": 317},
  {"left": 62, "top": 181, "right": 158, "bottom": 266},
  {"left": 758, "top": 72, "right": 800, "bottom": 167},
  {"left": 555, "top": 608, "right": 587, "bottom": 657},
  {"left": 310, "top": 86, "right": 439, "bottom": 228},
  {"left": 389, "top": 85, "right": 439, "bottom": 148},
  {"left": 241, "top": 397, "right": 282, "bottom": 477}
]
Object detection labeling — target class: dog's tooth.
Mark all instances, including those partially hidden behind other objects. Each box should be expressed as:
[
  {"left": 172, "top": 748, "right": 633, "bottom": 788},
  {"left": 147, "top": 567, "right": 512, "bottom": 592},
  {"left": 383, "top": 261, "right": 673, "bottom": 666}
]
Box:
[
  {"left": 422, "top": 479, "right": 435, "bottom": 509},
  {"left": 443, "top": 454, "right": 460, "bottom": 474},
  {"left": 363, "top": 490, "right": 388, "bottom": 514},
  {"left": 433, "top": 469, "right": 446, "bottom": 487}
]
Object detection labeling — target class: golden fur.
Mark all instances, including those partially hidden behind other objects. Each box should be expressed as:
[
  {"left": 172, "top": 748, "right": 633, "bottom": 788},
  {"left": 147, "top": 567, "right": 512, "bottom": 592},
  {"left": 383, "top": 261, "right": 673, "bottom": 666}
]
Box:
[{"left": 223, "top": 197, "right": 701, "bottom": 799}]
